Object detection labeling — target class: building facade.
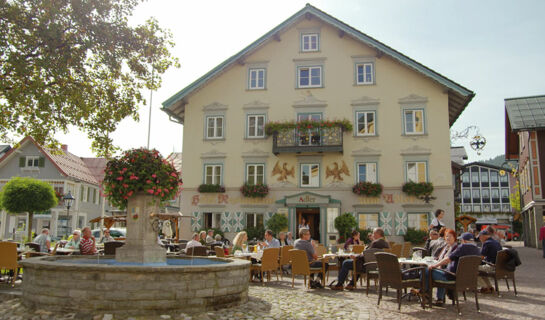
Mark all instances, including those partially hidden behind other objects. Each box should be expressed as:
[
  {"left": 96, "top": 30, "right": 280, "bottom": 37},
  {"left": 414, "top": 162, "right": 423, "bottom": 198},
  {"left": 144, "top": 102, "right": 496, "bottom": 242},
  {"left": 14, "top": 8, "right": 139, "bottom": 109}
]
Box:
[
  {"left": 0, "top": 137, "right": 112, "bottom": 239},
  {"left": 505, "top": 95, "right": 545, "bottom": 248},
  {"left": 162, "top": 5, "right": 474, "bottom": 244}
]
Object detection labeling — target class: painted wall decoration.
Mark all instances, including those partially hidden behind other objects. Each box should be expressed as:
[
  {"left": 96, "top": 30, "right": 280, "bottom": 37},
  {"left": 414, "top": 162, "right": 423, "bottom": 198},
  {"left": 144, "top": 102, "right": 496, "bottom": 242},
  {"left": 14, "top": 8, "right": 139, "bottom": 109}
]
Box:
[
  {"left": 191, "top": 212, "right": 202, "bottom": 232},
  {"left": 379, "top": 212, "right": 393, "bottom": 236},
  {"left": 326, "top": 160, "right": 350, "bottom": 182},
  {"left": 394, "top": 212, "right": 408, "bottom": 235},
  {"left": 220, "top": 212, "right": 244, "bottom": 233},
  {"left": 272, "top": 161, "right": 295, "bottom": 182}
]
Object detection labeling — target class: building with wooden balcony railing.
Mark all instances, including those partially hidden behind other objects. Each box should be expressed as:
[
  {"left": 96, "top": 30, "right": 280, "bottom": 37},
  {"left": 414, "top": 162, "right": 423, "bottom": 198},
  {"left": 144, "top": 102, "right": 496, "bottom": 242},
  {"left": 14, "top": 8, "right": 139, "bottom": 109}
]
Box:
[{"left": 272, "top": 126, "right": 344, "bottom": 154}]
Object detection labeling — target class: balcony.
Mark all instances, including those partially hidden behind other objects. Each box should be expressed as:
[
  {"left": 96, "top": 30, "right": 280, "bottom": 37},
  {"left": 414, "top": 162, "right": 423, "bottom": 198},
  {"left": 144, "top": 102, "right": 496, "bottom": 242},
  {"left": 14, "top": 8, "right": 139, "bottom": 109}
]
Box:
[{"left": 272, "top": 127, "right": 343, "bottom": 154}]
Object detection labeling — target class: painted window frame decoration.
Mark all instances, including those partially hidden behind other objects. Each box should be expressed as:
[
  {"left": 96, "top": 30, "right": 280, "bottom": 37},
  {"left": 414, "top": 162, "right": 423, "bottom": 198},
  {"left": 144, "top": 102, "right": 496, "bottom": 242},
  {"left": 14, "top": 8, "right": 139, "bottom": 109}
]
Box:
[
  {"left": 357, "top": 162, "right": 377, "bottom": 183},
  {"left": 248, "top": 68, "right": 266, "bottom": 90},
  {"left": 204, "top": 164, "right": 222, "bottom": 185},
  {"left": 300, "top": 163, "right": 320, "bottom": 187},
  {"left": 247, "top": 114, "right": 266, "bottom": 138},
  {"left": 246, "top": 163, "right": 265, "bottom": 185},
  {"left": 205, "top": 115, "right": 224, "bottom": 139},
  {"left": 355, "top": 111, "right": 376, "bottom": 136},
  {"left": 406, "top": 161, "right": 427, "bottom": 183},
  {"left": 301, "top": 33, "right": 319, "bottom": 52},
  {"left": 358, "top": 213, "right": 379, "bottom": 230},
  {"left": 297, "top": 66, "right": 322, "bottom": 88},
  {"left": 403, "top": 108, "right": 425, "bottom": 135},
  {"left": 356, "top": 62, "right": 374, "bottom": 85}
]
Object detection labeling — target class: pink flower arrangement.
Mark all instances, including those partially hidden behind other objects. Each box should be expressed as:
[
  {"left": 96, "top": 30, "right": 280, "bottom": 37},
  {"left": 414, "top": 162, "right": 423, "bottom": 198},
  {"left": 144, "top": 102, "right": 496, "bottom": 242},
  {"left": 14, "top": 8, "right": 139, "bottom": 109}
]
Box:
[{"left": 240, "top": 183, "right": 269, "bottom": 198}]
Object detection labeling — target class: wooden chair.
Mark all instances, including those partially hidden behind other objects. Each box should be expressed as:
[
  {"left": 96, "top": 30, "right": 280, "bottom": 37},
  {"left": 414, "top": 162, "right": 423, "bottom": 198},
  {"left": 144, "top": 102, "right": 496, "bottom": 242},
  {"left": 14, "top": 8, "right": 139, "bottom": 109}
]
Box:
[
  {"left": 279, "top": 245, "right": 293, "bottom": 278},
  {"left": 104, "top": 241, "right": 125, "bottom": 255},
  {"left": 388, "top": 243, "right": 403, "bottom": 257},
  {"left": 315, "top": 245, "right": 327, "bottom": 257},
  {"left": 402, "top": 242, "right": 412, "bottom": 258},
  {"left": 430, "top": 255, "right": 481, "bottom": 315},
  {"left": 0, "top": 242, "right": 21, "bottom": 286},
  {"left": 352, "top": 245, "right": 365, "bottom": 254},
  {"left": 250, "top": 248, "right": 280, "bottom": 286},
  {"left": 479, "top": 249, "right": 518, "bottom": 296},
  {"left": 412, "top": 247, "right": 429, "bottom": 258},
  {"left": 49, "top": 242, "right": 59, "bottom": 256},
  {"left": 375, "top": 252, "right": 426, "bottom": 310},
  {"left": 214, "top": 246, "right": 225, "bottom": 257},
  {"left": 289, "top": 249, "right": 325, "bottom": 289},
  {"left": 186, "top": 246, "right": 208, "bottom": 256}
]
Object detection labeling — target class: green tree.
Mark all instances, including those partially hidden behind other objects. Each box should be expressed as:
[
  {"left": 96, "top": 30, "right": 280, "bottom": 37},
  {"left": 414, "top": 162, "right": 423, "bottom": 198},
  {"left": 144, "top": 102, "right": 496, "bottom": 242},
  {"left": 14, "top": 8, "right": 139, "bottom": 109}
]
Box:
[
  {"left": 509, "top": 181, "right": 522, "bottom": 213},
  {"left": 334, "top": 213, "right": 357, "bottom": 241},
  {"left": 0, "top": 177, "right": 57, "bottom": 240},
  {"left": 0, "top": 0, "right": 178, "bottom": 156},
  {"left": 266, "top": 214, "right": 289, "bottom": 236}
]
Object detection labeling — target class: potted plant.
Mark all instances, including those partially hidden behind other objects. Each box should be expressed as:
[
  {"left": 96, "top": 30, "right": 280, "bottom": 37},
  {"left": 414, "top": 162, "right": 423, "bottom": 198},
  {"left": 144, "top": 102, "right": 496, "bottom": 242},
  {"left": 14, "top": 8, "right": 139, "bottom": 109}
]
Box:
[
  {"left": 352, "top": 182, "right": 383, "bottom": 196},
  {"left": 240, "top": 183, "right": 269, "bottom": 198},
  {"left": 402, "top": 181, "right": 435, "bottom": 203},
  {"left": 102, "top": 148, "right": 183, "bottom": 209},
  {"left": 198, "top": 184, "right": 225, "bottom": 193},
  {"left": 334, "top": 213, "right": 357, "bottom": 242}
]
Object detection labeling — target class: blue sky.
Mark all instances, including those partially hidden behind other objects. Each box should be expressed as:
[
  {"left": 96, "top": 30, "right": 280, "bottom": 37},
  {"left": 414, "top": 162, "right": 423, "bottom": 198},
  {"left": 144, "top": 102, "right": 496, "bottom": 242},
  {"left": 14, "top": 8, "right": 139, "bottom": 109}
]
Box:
[{"left": 52, "top": 0, "right": 545, "bottom": 160}]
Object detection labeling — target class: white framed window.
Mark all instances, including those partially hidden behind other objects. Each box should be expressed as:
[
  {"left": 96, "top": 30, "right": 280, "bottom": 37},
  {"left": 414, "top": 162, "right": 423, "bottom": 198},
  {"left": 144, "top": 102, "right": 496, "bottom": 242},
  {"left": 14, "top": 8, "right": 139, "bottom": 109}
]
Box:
[
  {"left": 406, "top": 161, "right": 427, "bottom": 183},
  {"left": 357, "top": 163, "right": 377, "bottom": 183},
  {"left": 403, "top": 109, "right": 425, "bottom": 134},
  {"left": 206, "top": 116, "right": 224, "bottom": 139},
  {"left": 356, "top": 63, "right": 374, "bottom": 84},
  {"left": 408, "top": 213, "right": 429, "bottom": 231},
  {"left": 246, "top": 164, "right": 265, "bottom": 185},
  {"left": 355, "top": 111, "right": 375, "bottom": 136},
  {"left": 301, "top": 163, "right": 320, "bottom": 187},
  {"left": 298, "top": 66, "right": 322, "bottom": 88},
  {"left": 248, "top": 68, "right": 265, "bottom": 89},
  {"left": 247, "top": 114, "right": 265, "bottom": 138},
  {"left": 25, "top": 156, "right": 40, "bottom": 168},
  {"left": 358, "top": 213, "right": 379, "bottom": 230},
  {"left": 204, "top": 164, "right": 222, "bottom": 185},
  {"left": 204, "top": 212, "right": 222, "bottom": 229},
  {"left": 246, "top": 213, "right": 264, "bottom": 228},
  {"left": 301, "top": 33, "right": 319, "bottom": 52}
]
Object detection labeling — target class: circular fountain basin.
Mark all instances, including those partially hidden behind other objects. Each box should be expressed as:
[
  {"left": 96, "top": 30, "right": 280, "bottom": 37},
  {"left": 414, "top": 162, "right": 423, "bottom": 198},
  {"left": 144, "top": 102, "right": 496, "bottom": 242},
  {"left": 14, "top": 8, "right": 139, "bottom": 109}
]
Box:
[{"left": 20, "top": 255, "right": 250, "bottom": 316}]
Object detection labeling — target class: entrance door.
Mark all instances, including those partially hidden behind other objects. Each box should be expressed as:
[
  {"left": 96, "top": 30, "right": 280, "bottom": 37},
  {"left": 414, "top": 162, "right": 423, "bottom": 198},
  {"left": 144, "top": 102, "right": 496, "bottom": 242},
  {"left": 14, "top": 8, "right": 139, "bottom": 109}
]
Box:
[{"left": 296, "top": 207, "right": 320, "bottom": 242}]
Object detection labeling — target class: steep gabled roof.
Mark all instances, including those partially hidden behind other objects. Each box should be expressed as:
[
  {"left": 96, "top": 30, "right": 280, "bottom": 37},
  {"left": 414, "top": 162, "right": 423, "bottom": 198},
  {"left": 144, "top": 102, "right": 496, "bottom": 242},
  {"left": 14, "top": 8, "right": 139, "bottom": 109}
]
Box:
[
  {"left": 0, "top": 136, "right": 105, "bottom": 185},
  {"left": 162, "top": 4, "right": 474, "bottom": 126},
  {"left": 505, "top": 95, "right": 545, "bottom": 131}
]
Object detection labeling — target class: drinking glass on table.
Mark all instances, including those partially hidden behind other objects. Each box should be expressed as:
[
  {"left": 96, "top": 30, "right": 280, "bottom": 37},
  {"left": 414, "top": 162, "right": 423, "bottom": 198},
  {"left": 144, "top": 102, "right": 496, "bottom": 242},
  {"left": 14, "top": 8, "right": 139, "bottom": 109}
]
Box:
[
  {"left": 242, "top": 244, "right": 248, "bottom": 253},
  {"left": 348, "top": 245, "right": 354, "bottom": 253}
]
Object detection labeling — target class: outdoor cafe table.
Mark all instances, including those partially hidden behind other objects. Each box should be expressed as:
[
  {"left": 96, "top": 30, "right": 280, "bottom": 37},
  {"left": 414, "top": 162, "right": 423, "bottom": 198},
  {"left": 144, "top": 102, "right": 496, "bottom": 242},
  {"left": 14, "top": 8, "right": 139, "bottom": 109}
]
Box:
[
  {"left": 55, "top": 248, "right": 77, "bottom": 255},
  {"left": 233, "top": 251, "right": 263, "bottom": 261}
]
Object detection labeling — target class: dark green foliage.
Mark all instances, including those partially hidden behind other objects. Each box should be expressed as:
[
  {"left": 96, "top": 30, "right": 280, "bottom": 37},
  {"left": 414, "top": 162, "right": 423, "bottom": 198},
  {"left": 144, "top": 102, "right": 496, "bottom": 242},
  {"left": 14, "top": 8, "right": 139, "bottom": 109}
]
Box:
[
  {"left": 352, "top": 182, "right": 383, "bottom": 196},
  {"left": 240, "top": 183, "right": 269, "bottom": 198},
  {"left": 402, "top": 182, "right": 434, "bottom": 197},
  {"left": 266, "top": 214, "right": 289, "bottom": 236},
  {"left": 358, "top": 228, "right": 373, "bottom": 244},
  {"left": 334, "top": 213, "right": 357, "bottom": 241},
  {"left": 244, "top": 226, "right": 266, "bottom": 242},
  {"left": 404, "top": 227, "right": 428, "bottom": 244},
  {"left": 198, "top": 184, "right": 225, "bottom": 193}
]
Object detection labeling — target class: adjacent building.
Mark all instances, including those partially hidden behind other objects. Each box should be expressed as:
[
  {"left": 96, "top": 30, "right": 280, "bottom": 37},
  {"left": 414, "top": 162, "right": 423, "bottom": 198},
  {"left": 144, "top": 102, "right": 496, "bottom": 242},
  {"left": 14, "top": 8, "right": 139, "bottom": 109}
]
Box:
[
  {"left": 505, "top": 95, "right": 545, "bottom": 248},
  {"left": 161, "top": 5, "right": 474, "bottom": 244},
  {"left": 0, "top": 136, "right": 112, "bottom": 239}
]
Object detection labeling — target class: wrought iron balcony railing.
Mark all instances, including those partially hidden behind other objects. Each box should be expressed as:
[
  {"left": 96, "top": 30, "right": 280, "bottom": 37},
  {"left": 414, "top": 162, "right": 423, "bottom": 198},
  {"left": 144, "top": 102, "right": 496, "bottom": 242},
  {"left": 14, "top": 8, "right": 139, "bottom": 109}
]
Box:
[{"left": 272, "top": 127, "right": 343, "bottom": 154}]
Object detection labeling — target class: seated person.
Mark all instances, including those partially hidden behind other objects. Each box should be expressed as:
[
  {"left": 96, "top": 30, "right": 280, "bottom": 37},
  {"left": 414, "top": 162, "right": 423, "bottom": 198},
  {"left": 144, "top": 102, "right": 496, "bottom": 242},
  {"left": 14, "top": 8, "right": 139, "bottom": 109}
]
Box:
[
  {"left": 423, "top": 232, "right": 480, "bottom": 305},
  {"left": 344, "top": 230, "right": 362, "bottom": 250},
  {"left": 294, "top": 228, "right": 327, "bottom": 289},
  {"left": 424, "top": 229, "right": 439, "bottom": 254},
  {"left": 278, "top": 232, "right": 289, "bottom": 246},
  {"left": 426, "top": 229, "right": 458, "bottom": 302},
  {"left": 260, "top": 230, "right": 280, "bottom": 248},
  {"left": 33, "top": 228, "right": 51, "bottom": 253},
  {"left": 477, "top": 229, "right": 502, "bottom": 293},
  {"left": 65, "top": 230, "right": 81, "bottom": 250},
  {"left": 429, "top": 227, "right": 448, "bottom": 259},
  {"left": 205, "top": 229, "right": 215, "bottom": 244},
  {"left": 232, "top": 231, "right": 248, "bottom": 252},
  {"left": 79, "top": 227, "right": 96, "bottom": 255},
  {"left": 185, "top": 233, "right": 203, "bottom": 251},
  {"left": 331, "top": 227, "right": 389, "bottom": 290},
  {"left": 99, "top": 229, "right": 114, "bottom": 243}
]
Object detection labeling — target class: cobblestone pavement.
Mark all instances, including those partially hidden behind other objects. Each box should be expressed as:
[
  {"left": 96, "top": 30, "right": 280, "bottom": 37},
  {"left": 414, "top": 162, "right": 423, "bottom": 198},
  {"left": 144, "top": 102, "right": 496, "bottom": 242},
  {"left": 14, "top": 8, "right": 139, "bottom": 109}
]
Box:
[{"left": 0, "top": 241, "right": 543, "bottom": 320}]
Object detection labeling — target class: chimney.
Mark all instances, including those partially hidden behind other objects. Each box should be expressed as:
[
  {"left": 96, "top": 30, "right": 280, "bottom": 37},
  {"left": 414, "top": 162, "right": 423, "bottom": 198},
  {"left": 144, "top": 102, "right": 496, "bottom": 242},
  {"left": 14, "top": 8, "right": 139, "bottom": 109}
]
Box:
[{"left": 61, "top": 144, "right": 68, "bottom": 152}]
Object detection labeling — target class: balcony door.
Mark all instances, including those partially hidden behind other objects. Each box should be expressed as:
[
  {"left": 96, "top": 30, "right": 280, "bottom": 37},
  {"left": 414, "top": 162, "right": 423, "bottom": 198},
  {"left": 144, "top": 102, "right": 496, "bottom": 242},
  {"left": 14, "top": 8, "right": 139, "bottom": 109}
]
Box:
[{"left": 297, "top": 113, "right": 322, "bottom": 146}]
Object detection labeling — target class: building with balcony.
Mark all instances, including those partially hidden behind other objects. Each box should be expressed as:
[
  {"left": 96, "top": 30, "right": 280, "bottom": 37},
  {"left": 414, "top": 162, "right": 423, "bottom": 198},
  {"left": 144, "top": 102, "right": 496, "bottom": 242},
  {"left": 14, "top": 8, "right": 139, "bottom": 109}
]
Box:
[
  {"left": 0, "top": 136, "right": 114, "bottom": 239},
  {"left": 161, "top": 5, "right": 474, "bottom": 244},
  {"left": 505, "top": 94, "right": 545, "bottom": 248}
]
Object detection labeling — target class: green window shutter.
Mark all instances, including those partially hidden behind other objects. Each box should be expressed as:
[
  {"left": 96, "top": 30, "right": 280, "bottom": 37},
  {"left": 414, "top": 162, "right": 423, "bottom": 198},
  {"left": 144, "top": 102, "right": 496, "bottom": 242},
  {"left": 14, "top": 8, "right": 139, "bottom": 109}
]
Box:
[
  {"left": 19, "top": 157, "right": 25, "bottom": 167},
  {"left": 38, "top": 156, "right": 45, "bottom": 167}
]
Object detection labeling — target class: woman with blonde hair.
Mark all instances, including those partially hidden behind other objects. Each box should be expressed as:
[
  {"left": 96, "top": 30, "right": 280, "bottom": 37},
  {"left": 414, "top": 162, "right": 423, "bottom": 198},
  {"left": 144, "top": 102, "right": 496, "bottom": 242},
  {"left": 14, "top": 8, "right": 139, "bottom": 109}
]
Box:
[{"left": 232, "top": 231, "right": 248, "bottom": 252}]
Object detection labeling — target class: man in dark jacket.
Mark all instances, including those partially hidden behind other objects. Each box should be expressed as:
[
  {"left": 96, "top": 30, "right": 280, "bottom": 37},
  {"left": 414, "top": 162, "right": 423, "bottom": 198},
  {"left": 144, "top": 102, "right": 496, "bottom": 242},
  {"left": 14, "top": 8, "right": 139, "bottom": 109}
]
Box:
[
  {"left": 331, "top": 227, "right": 390, "bottom": 290},
  {"left": 477, "top": 229, "right": 502, "bottom": 293}
]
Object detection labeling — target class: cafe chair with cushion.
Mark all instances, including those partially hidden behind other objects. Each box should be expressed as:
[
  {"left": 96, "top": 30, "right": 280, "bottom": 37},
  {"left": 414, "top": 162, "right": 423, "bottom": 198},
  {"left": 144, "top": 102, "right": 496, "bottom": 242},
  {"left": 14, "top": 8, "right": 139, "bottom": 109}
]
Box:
[
  {"left": 0, "top": 242, "right": 21, "bottom": 286},
  {"left": 289, "top": 249, "right": 325, "bottom": 289},
  {"left": 429, "top": 255, "right": 481, "bottom": 315},
  {"left": 251, "top": 247, "right": 280, "bottom": 286},
  {"left": 104, "top": 241, "right": 125, "bottom": 255},
  {"left": 186, "top": 246, "right": 208, "bottom": 257},
  {"left": 352, "top": 245, "right": 365, "bottom": 254},
  {"left": 279, "top": 245, "right": 293, "bottom": 278},
  {"left": 375, "top": 252, "right": 426, "bottom": 311},
  {"left": 478, "top": 249, "right": 517, "bottom": 296}
]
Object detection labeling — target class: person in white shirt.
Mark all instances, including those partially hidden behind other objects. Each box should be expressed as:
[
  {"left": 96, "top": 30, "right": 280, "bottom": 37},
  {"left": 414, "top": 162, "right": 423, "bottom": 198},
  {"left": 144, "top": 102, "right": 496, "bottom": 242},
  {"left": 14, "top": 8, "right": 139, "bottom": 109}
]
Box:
[
  {"left": 260, "top": 230, "right": 280, "bottom": 248},
  {"left": 185, "top": 233, "right": 203, "bottom": 251}
]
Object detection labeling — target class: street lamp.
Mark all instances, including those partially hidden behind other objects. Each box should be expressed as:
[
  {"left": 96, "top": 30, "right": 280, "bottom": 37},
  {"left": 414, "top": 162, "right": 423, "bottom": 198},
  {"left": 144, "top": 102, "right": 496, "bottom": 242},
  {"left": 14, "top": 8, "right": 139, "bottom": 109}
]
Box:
[{"left": 63, "top": 191, "right": 75, "bottom": 237}]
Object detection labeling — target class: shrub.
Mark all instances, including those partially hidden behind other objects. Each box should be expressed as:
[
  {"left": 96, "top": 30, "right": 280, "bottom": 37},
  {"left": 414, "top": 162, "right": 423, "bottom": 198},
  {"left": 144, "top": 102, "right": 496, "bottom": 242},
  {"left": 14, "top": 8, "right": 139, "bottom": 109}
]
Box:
[
  {"left": 244, "top": 226, "right": 266, "bottom": 242},
  {"left": 358, "top": 228, "right": 373, "bottom": 244},
  {"left": 334, "top": 213, "right": 357, "bottom": 241},
  {"left": 266, "top": 214, "right": 289, "bottom": 236},
  {"left": 404, "top": 227, "right": 428, "bottom": 244},
  {"left": 352, "top": 182, "right": 383, "bottom": 196},
  {"left": 240, "top": 183, "right": 269, "bottom": 198},
  {"left": 198, "top": 184, "right": 225, "bottom": 193},
  {"left": 402, "top": 182, "right": 434, "bottom": 197}
]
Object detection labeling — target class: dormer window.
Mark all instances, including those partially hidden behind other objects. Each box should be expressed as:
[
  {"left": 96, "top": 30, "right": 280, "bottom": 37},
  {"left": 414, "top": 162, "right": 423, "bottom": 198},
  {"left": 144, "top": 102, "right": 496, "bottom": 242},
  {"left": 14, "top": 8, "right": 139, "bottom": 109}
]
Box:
[{"left": 301, "top": 33, "right": 319, "bottom": 52}]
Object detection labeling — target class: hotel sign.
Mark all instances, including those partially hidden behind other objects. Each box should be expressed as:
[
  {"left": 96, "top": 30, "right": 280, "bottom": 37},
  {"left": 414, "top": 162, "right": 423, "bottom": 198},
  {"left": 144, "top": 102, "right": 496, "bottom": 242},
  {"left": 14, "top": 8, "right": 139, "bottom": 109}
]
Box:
[{"left": 285, "top": 193, "right": 330, "bottom": 205}]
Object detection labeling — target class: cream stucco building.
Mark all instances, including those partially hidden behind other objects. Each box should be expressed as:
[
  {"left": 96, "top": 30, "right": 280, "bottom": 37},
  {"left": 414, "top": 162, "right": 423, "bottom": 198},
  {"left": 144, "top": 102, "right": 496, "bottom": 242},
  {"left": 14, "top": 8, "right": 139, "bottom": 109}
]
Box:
[{"left": 162, "top": 5, "right": 474, "bottom": 244}]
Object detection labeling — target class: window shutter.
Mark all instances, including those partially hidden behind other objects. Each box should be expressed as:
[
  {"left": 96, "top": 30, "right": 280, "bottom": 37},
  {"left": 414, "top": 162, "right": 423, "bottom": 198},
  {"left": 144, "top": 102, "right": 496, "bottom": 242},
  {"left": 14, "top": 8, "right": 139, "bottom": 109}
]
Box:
[
  {"left": 19, "top": 157, "right": 25, "bottom": 167},
  {"left": 38, "top": 156, "right": 45, "bottom": 167}
]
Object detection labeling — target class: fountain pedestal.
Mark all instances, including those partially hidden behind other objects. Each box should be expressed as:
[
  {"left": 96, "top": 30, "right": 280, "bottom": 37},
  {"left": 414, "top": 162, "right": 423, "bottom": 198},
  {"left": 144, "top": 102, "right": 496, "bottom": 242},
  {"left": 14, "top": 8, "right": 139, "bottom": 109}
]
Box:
[{"left": 116, "top": 193, "right": 166, "bottom": 264}]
